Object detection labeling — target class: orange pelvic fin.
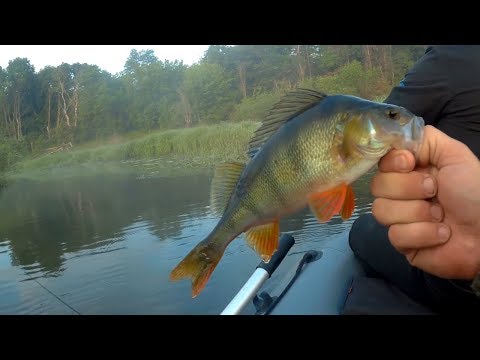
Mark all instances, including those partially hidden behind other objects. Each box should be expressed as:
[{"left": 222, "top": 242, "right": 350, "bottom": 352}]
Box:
[
  {"left": 245, "top": 220, "right": 280, "bottom": 262},
  {"left": 308, "top": 183, "right": 355, "bottom": 223}
]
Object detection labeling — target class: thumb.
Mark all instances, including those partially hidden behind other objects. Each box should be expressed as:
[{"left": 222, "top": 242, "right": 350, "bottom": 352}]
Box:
[{"left": 417, "top": 125, "right": 477, "bottom": 168}]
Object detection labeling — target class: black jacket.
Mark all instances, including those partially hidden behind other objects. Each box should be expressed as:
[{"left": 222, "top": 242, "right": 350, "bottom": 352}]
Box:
[{"left": 385, "top": 45, "right": 480, "bottom": 158}]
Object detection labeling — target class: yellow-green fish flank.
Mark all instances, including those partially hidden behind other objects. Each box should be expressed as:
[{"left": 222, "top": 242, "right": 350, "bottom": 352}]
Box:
[{"left": 170, "top": 88, "right": 425, "bottom": 298}]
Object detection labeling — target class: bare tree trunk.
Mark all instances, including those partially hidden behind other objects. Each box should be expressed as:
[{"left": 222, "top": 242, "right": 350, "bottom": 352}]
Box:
[
  {"left": 238, "top": 63, "right": 247, "bottom": 99},
  {"left": 13, "top": 97, "right": 17, "bottom": 140},
  {"left": 14, "top": 93, "right": 22, "bottom": 140},
  {"left": 377, "top": 46, "right": 385, "bottom": 78},
  {"left": 363, "top": 45, "right": 372, "bottom": 70},
  {"left": 73, "top": 83, "right": 79, "bottom": 127},
  {"left": 47, "top": 88, "right": 51, "bottom": 139},
  {"left": 56, "top": 97, "right": 61, "bottom": 129},
  {"left": 297, "top": 45, "right": 305, "bottom": 82},
  {"left": 382, "top": 45, "right": 388, "bottom": 77},
  {"left": 388, "top": 45, "right": 394, "bottom": 85},
  {"left": 3, "top": 107, "right": 9, "bottom": 137},
  {"left": 78, "top": 191, "right": 83, "bottom": 213},
  {"left": 178, "top": 89, "right": 192, "bottom": 127},
  {"left": 273, "top": 79, "right": 278, "bottom": 91},
  {"left": 4, "top": 106, "right": 15, "bottom": 139},
  {"left": 58, "top": 80, "right": 71, "bottom": 127},
  {"left": 305, "top": 46, "right": 312, "bottom": 79}
]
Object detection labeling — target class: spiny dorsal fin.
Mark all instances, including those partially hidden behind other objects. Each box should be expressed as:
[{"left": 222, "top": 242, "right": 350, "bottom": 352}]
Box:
[
  {"left": 210, "top": 162, "right": 245, "bottom": 216},
  {"left": 247, "top": 88, "right": 327, "bottom": 158}
]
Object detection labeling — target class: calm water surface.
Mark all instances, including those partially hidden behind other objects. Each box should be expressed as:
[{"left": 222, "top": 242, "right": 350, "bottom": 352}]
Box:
[{"left": 0, "top": 162, "right": 374, "bottom": 314}]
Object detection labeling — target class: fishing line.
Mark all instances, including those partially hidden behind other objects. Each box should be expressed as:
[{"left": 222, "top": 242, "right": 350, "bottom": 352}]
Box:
[
  {"left": 31, "top": 277, "right": 81, "bottom": 315},
  {"left": 21, "top": 269, "right": 82, "bottom": 315}
]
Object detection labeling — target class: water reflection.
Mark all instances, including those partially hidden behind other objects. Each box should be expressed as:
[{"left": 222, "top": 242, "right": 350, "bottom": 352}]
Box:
[
  {"left": 0, "top": 174, "right": 212, "bottom": 275},
  {"left": 0, "top": 167, "right": 375, "bottom": 314}
]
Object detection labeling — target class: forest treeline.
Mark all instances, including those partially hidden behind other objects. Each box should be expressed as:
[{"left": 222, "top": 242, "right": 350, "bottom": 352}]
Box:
[{"left": 0, "top": 45, "right": 425, "bottom": 172}]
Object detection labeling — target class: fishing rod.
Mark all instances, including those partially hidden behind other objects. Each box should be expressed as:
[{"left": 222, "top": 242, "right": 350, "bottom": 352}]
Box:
[{"left": 220, "top": 233, "right": 295, "bottom": 315}]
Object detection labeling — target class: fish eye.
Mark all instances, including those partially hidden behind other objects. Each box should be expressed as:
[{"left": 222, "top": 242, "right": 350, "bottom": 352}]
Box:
[{"left": 387, "top": 108, "right": 399, "bottom": 120}]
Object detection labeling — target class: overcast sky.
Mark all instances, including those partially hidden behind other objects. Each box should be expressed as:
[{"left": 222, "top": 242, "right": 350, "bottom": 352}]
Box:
[{"left": 0, "top": 45, "right": 210, "bottom": 75}]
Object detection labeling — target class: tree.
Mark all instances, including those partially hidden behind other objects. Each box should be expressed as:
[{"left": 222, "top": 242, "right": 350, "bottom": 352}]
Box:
[
  {"left": 180, "top": 63, "right": 235, "bottom": 125},
  {"left": 122, "top": 49, "right": 159, "bottom": 76},
  {"left": 3, "top": 58, "right": 37, "bottom": 141},
  {"left": 120, "top": 49, "right": 186, "bottom": 131}
]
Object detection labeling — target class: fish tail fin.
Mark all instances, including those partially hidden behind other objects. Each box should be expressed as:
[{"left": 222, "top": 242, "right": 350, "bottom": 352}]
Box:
[{"left": 170, "top": 237, "right": 224, "bottom": 298}]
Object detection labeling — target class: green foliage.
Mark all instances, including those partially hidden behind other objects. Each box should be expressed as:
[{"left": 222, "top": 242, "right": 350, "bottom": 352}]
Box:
[
  {"left": 0, "top": 45, "right": 426, "bottom": 173},
  {"left": 0, "top": 137, "right": 28, "bottom": 172},
  {"left": 300, "top": 60, "right": 390, "bottom": 99},
  {"left": 180, "top": 63, "right": 237, "bottom": 125},
  {"left": 229, "top": 91, "right": 285, "bottom": 123},
  {"left": 15, "top": 122, "right": 259, "bottom": 173},
  {"left": 372, "top": 94, "right": 389, "bottom": 103},
  {"left": 391, "top": 45, "right": 426, "bottom": 83}
]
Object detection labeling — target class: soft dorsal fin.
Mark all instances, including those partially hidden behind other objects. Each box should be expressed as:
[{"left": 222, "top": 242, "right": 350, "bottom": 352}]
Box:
[
  {"left": 210, "top": 162, "right": 246, "bottom": 216},
  {"left": 247, "top": 88, "right": 327, "bottom": 158}
]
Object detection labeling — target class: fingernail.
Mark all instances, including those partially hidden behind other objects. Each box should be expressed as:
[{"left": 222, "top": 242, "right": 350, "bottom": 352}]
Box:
[
  {"left": 430, "top": 204, "right": 443, "bottom": 221},
  {"left": 423, "top": 177, "right": 435, "bottom": 196},
  {"left": 438, "top": 225, "right": 451, "bottom": 243},
  {"left": 394, "top": 155, "right": 408, "bottom": 170}
]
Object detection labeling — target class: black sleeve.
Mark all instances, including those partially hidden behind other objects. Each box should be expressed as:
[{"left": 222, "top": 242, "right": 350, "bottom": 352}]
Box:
[{"left": 384, "top": 47, "right": 451, "bottom": 126}]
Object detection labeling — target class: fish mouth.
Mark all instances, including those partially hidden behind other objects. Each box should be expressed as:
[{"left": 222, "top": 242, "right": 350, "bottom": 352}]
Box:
[
  {"left": 372, "top": 114, "right": 425, "bottom": 154},
  {"left": 392, "top": 116, "right": 425, "bottom": 155},
  {"left": 364, "top": 115, "right": 425, "bottom": 157}
]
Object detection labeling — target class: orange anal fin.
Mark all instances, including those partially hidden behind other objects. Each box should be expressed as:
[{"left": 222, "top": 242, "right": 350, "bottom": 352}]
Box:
[
  {"left": 340, "top": 184, "right": 355, "bottom": 220},
  {"left": 245, "top": 220, "right": 280, "bottom": 263},
  {"left": 308, "top": 184, "right": 348, "bottom": 223}
]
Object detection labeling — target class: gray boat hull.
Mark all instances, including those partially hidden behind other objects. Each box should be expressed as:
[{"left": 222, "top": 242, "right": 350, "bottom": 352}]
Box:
[{"left": 269, "top": 230, "right": 365, "bottom": 315}]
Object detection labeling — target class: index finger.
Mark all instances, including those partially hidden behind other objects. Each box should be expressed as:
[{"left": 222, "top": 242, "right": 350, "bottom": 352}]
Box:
[{"left": 378, "top": 149, "right": 417, "bottom": 173}]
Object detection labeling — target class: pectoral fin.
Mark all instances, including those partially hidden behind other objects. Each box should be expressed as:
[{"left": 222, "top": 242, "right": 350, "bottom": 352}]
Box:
[
  {"left": 308, "top": 183, "right": 355, "bottom": 223},
  {"left": 245, "top": 220, "right": 280, "bottom": 262}
]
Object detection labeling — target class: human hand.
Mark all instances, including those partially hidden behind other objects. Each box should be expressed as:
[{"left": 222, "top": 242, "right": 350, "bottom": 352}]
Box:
[{"left": 370, "top": 125, "right": 480, "bottom": 281}]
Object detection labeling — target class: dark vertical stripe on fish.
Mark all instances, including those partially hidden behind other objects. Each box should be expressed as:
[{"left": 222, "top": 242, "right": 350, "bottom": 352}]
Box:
[{"left": 268, "top": 165, "right": 288, "bottom": 207}]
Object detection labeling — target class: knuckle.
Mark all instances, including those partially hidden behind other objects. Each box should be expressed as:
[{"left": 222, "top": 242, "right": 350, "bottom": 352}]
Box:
[
  {"left": 372, "top": 199, "right": 388, "bottom": 225},
  {"left": 370, "top": 174, "right": 381, "bottom": 196},
  {"left": 388, "top": 225, "right": 402, "bottom": 249},
  {"left": 414, "top": 201, "right": 430, "bottom": 221}
]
